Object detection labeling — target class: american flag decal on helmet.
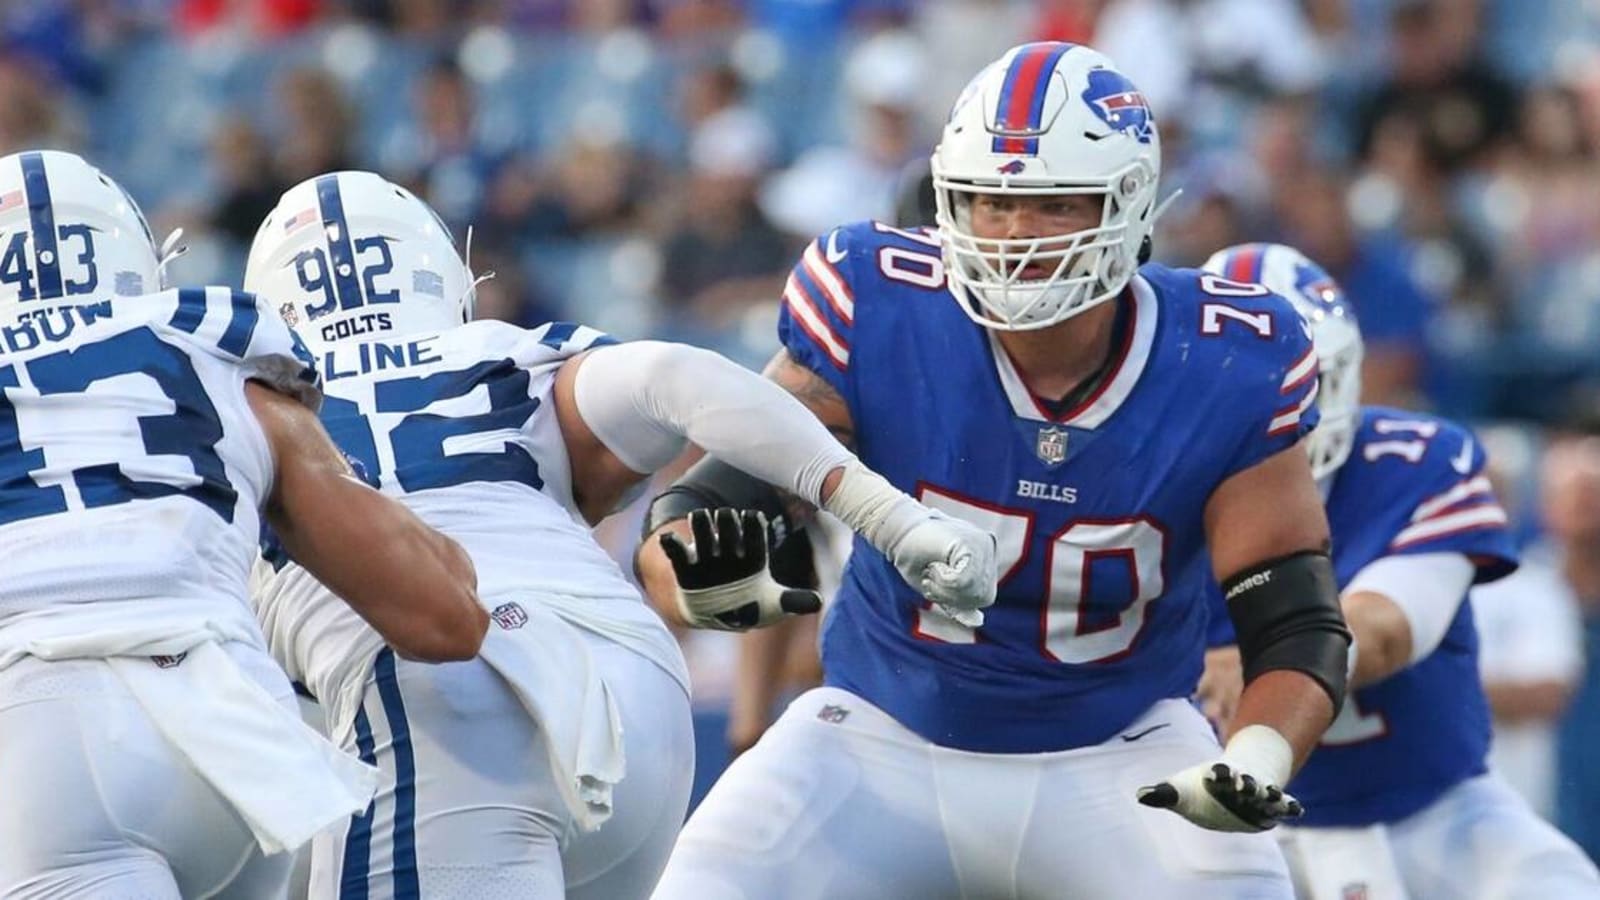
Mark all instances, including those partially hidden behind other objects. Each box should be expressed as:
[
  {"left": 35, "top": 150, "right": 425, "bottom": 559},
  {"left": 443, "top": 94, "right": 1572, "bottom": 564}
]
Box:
[
  {"left": 0, "top": 190, "right": 22, "bottom": 214},
  {"left": 282, "top": 207, "right": 318, "bottom": 234}
]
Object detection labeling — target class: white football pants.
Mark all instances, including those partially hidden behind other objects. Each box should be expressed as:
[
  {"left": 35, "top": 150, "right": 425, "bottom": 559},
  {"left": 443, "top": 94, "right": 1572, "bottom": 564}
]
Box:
[
  {"left": 1281, "top": 772, "right": 1600, "bottom": 900},
  {"left": 310, "top": 632, "right": 693, "bottom": 900},
  {"left": 0, "top": 645, "right": 298, "bottom": 899},
  {"left": 652, "top": 687, "right": 1293, "bottom": 900}
]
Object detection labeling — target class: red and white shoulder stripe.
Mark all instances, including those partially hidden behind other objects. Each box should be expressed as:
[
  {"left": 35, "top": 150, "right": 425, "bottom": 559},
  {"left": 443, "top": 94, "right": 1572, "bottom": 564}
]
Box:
[
  {"left": 1391, "top": 475, "right": 1507, "bottom": 550},
  {"left": 1266, "top": 345, "right": 1319, "bottom": 437},
  {"left": 1280, "top": 346, "right": 1318, "bottom": 395},
  {"left": 800, "top": 239, "right": 854, "bottom": 325},
  {"left": 783, "top": 271, "right": 849, "bottom": 370},
  {"left": 1268, "top": 382, "right": 1319, "bottom": 437}
]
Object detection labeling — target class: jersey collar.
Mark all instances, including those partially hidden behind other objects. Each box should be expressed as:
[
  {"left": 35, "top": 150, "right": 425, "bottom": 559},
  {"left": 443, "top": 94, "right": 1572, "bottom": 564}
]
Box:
[{"left": 987, "top": 274, "right": 1158, "bottom": 428}]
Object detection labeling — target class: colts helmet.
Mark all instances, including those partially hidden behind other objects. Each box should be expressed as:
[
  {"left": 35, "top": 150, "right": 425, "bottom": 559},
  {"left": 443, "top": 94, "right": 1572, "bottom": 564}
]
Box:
[
  {"left": 245, "top": 171, "right": 476, "bottom": 351},
  {"left": 1203, "top": 243, "right": 1365, "bottom": 481},
  {"left": 0, "top": 150, "right": 161, "bottom": 313},
  {"left": 932, "top": 43, "right": 1161, "bottom": 331}
]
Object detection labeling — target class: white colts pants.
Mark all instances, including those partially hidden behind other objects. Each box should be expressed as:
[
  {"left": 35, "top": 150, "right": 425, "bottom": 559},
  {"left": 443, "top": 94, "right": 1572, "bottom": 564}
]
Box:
[
  {"left": 652, "top": 687, "right": 1292, "bottom": 900},
  {"left": 311, "top": 633, "right": 693, "bottom": 900},
  {"left": 1282, "top": 773, "right": 1600, "bottom": 900},
  {"left": 0, "top": 647, "right": 297, "bottom": 900}
]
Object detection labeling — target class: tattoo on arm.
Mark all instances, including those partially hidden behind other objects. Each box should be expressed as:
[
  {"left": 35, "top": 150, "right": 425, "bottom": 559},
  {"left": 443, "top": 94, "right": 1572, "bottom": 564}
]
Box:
[{"left": 765, "top": 351, "right": 856, "bottom": 451}]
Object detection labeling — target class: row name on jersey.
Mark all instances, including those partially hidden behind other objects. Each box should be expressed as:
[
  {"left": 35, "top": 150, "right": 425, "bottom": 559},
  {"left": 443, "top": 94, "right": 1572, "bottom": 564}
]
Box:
[
  {"left": 0, "top": 300, "right": 113, "bottom": 353},
  {"left": 321, "top": 334, "right": 443, "bottom": 382},
  {"left": 1016, "top": 479, "right": 1077, "bottom": 504}
]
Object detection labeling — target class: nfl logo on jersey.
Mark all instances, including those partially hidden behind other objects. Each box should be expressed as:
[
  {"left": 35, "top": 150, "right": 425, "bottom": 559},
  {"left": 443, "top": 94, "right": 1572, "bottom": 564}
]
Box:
[
  {"left": 1036, "top": 427, "right": 1068, "bottom": 466},
  {"left": 1341, "top": 883, "right": 1369, "bottom": 900},
  {"left": 816, "top": 704, "right": 851, "bottom": 724},
  {"left": 491, "top": 602, "right": 529, "bottom": 630}
]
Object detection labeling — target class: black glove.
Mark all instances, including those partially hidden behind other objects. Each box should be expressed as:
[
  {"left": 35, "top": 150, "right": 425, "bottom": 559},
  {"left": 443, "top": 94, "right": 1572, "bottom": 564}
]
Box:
[
  {"left": 644, "top": 457, "right": 819, "bottom": 590},
  {"left": 659, "top": 508, "right": 823, "bottom": 631}
]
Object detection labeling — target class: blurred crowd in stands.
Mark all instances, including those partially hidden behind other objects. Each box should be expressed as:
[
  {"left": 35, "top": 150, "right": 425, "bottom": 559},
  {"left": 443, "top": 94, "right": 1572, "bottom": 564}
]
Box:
[{"left": 5, "top": 0, "right": 1600, "bottom": 862}]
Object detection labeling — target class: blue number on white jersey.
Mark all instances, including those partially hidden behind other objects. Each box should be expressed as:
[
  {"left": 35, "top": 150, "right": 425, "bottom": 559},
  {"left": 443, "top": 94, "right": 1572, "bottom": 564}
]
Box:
[
  {"left": 317, "top": 320, "right": 612, "bottom": 494},
  {"left": 0, "top": 288, "right": 315, "bottom": 529},
  {"left": 778, "top": 221, "right": 1320, "bottom": 753},
  {"left": 323, "top": 360, "right": 542, "bottom": 494}
]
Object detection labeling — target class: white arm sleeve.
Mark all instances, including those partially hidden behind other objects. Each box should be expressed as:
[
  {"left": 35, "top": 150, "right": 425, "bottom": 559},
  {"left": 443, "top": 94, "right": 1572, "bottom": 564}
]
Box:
[
  {"left": 571, "top": 341, "right": 854, "bottom": 504},
  {"left": 1343, "top": 552, "right": 1476, "bottom": 666}
]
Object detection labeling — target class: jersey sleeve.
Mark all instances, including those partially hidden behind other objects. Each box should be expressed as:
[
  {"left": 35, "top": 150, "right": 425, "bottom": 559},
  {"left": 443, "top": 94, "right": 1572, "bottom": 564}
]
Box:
[
  {"left": 776, "top": 227, "right": 857, "bottom": 398},
  {"left": 522, "top": 320, "right": 618, "bottom": 357},
  {"left": 165, "top": 287, "right": 322, "bottom": 410},
  {"left": 1219, "top": 294, "right": 1321, "bottom": 480},
  {"left": 1378, "top": 421, "right": 1517, "bottom": 583}
]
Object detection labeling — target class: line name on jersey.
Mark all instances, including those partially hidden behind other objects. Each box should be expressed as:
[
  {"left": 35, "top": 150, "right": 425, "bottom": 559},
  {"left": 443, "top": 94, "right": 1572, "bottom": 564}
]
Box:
[
  {"left": 321, "top": 335, "right": 442, "bottom": 381},
  {"left": 0, "top": 301, "right": 113, "bottom": 352},
  {"left": 1016, "top": 479, "right": 1077, "bottom": 504}
]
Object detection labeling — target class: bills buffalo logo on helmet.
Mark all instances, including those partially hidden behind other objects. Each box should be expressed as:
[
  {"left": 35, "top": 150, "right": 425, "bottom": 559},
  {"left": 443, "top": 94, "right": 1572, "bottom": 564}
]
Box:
[
  {"left": 1082, "top": 68, "right": 1153, "bottom": 144},
  {"left": 997, "top": 159, "right": 1027, "bottom": 175},
  {"left": 1294, "top": 263, "right": 1347, "bottom": 310}
]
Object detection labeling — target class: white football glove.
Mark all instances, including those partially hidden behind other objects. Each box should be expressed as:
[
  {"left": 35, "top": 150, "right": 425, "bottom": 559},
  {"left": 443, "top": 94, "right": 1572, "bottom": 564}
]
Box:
[
  {"left": 821, "top": 461, "right": 998, "bottom": 625},
  {"left": 1136, "top": 725, "right": 1304, "bottom": 833},
  {"left": 660, "top": 508, "right": 823, "bottom": 632},
  {"left": 883, "top": 510, "right": 997, "bottom": 626}
]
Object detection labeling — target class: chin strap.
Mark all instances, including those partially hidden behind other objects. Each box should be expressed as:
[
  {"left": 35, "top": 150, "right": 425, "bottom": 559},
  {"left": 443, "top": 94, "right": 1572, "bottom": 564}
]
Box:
[
  {"left": 156, "top": 228, "right": 190, "bottom": 289},
  {"left": 1149, "top": 188, "right": 1184, "bottom": 226},
  {"left": 1134, "top": 188, "right": 1185, "bottom": 266},
  {"left": 460, "top": 224, "right": 495, "bottom": 322}
]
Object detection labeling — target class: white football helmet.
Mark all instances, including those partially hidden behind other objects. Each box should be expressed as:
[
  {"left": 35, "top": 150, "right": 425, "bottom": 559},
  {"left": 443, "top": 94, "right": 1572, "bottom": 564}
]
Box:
[
  {"left": 0, "top": 150, "right": 161, "bottom": 314},
  {"left": 1203, "top": 243, "right": 1365, "bottom": 481},
  {"left": 932, "top": 43, "right": 1161, "bottom": 331},
  {"left": 245, "top": 171, "right": 476, "bottom": 350}
]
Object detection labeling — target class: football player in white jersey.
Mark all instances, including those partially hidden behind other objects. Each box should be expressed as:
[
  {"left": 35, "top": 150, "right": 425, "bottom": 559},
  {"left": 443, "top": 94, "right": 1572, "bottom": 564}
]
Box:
[
  {"left": 0, "top": 151, "right": 487, "bottom": 900},
  {"left": 244, "top": 170, "right": 997, "bottom": 900}
]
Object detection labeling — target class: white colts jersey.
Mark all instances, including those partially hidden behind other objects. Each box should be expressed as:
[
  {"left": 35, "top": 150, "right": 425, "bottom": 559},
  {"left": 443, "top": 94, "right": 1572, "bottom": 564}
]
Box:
[
  {"left": 0, "top": 287, "right": 319, "bottom": 651},
  {"left": 252, "top": 319, "right": 687, "bottom": 726}
]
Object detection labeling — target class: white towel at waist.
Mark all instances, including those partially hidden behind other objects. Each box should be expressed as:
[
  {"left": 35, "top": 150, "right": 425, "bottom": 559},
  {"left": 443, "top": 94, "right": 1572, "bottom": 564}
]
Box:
[
  {"left": 477, "top": 600, "right": 626, "bottom": 833},
  {"left": 1, "top": 615, "right": 379, "bottom": 855}
]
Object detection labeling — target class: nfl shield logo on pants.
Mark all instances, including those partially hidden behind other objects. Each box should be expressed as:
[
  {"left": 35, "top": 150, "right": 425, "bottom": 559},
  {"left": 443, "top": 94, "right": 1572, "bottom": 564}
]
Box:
[
  {"left": 1036, "top": 426, "right": 1068, "bottom": 466},
  {"left": 491, "top": 602, "right": 528, "bottom": 630}
]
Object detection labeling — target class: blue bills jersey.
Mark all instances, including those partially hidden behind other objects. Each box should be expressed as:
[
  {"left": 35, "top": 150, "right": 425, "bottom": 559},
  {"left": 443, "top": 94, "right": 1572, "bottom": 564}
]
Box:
[
  {"left": 778, "top": 221, "right": 1321, "bottom": 753},
  {"left": 1209, "top": 407, "right": 1517, "bottom": 826}
]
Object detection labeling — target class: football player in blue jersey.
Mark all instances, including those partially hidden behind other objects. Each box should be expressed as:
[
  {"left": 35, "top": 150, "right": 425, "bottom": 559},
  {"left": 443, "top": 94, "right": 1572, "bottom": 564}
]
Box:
[
  {"left": 0, "top": 150, "right": 485, "bottom": 899},
  {"left": 637, "top": 43, "right": 1353, "bottom": 898},
  {"left": 1197, "top": 243, "right": 1600, "bottom": 900}
]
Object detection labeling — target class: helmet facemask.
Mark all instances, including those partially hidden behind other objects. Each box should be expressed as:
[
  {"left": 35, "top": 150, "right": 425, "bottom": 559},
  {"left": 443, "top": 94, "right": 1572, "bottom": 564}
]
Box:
[
  {"left": 1308, "top": 332, "right": 1363, "bottom": 482},
  {"left": 934, "top": 159, "right": 1157, "bottom": 332}
]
